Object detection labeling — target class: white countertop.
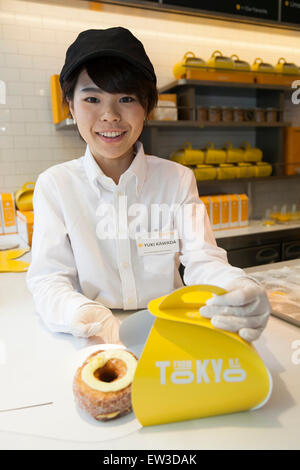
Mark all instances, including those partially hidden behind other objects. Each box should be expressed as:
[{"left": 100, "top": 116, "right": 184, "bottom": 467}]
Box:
[
  {"left": 214, "top": 219, "right": 300, "bottom": 239},
  {"left": 0, "top": 235, "right": 299, "bottom": 450}
]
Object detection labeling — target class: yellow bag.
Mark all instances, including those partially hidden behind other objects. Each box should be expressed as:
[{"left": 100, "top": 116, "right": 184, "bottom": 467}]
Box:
[
  {"left": 173, "top": 52, "right": 207, "bottom": 79},
  {"left": 252, "top": 58, "right": 275, "bottom": 73},
  {"left": 132, "top": 285, "right": 272, "bottom": 426},
  {"left": 224, "top": 142, "right": 245, "bottom": 163},
  {"left": 240, "top": 142, "right": 263, "bottom": 162},
  {"left": 207, "top": 50, "right": 234, "bottom": 70},
  {"left": 170, "top": 142, "right": 204, "bottom": 166},
  {"left": 230, "top": 54, "right": 251, "bottom": 71},
  {"left": 275, "top": 58, "right": 299, "bottom": 75},
  {"left": 15, "top": 182, "right": 35, "bottom": 211},
  {"left": 204, "top": 142, "right": 226, "bottom": 164}
]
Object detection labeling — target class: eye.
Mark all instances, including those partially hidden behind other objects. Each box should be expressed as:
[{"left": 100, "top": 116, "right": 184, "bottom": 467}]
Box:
[
  {"left": 119, "top": 96, "right": 136, "bottom": 103},
  {"left": 84, "top": 97, "right": 99, "bottom": 103}
]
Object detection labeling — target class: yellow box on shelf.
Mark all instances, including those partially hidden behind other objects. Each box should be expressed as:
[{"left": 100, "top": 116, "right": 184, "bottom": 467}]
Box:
[
  {"left": 193, "top": 164, "right": 217, "bottom": 181},
  {"left": 253, "top": 162, "right": 272, "bottom": 177},
  {"left": 148, "top": 94, "right": 177, "bottom": 121},
  {"left": 216, "top": 164, "right": 237, "bottom": 180},
  {"left": 236, "top": 162, "right": 256, "bottom": 178},
  {"left": 50, "top": 74, "right": 69, "bottom": 124}
]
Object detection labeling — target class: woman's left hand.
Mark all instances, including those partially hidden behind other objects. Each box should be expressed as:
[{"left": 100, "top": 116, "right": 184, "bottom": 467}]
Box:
[{"left": 200, "top": 277, "right": 271, "bottom": 342}]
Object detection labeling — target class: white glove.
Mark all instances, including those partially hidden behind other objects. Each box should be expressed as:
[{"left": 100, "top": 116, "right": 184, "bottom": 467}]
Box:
[
  {"left": 70, "top": 303, "right": 121, "bottom": 343},
  {"left": 200, "top": 277, "right": 271, "bottom": 342}
]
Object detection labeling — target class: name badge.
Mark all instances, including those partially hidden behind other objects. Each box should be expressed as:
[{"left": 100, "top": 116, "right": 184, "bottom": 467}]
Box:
[{"left": 136, "top": 231, "right": 179, "bottom": 256}]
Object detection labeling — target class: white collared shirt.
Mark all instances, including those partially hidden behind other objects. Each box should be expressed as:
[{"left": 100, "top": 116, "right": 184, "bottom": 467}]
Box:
[{"left": 26, "top": 141, "right": 245, "bottom": 333}]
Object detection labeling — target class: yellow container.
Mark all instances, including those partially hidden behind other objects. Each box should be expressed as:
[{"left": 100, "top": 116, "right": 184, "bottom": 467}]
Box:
[
  {"left": 224, "top": 142, "right": 245, "bottom": 163},
  {"left": 275, "top": 58, "right": 299, "bottom": 75},
  {"left": 50, "top": 74, "right": 70, "bottom": 124},
  {"left": 204, "top": 142, "right": 226, "bottom": 164},
  {"left": 194, "top": 165, "right": 217, "bottom": 181},
  {"left": 131, "top": 285, "right": 272, "bottom": 427},
  {"left": 236, "top": 163, "right": 255, "bottom": 178},
  {"left": 230, "top": 54, "right": 251, "bottom": 71},
  {"left": 254, "top": 162, "right": 272, "bottom": 177},
  {"left": 240, "top": 142, "right": 263, "bottom": 163},
  {"left": 207, "top": 50, "right": 234, "bottom": 70},
  {"left": 251, "top": 58, "right": 275, "bottom": 73},
  {"left": 216, "top": 164, "right": 238, "bottom": 180},
  {"left": 170, "top": 142, "right": 204, "bottom": 166},
  {"left": 14, "top": 182, "right": 35, "bottom": 211},
  {"left": 173, "top": 51, "right": 207, "bottom": 79}
]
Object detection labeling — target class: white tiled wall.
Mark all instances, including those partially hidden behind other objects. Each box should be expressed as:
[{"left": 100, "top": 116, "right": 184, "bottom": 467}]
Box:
[{"left": 1, "top": 0, "right": 300, "bottom": 193}]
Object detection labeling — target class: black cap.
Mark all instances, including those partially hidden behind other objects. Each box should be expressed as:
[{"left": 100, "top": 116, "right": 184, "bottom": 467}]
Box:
[{"left": 59, "top": 27, "right": 156, "bottom": 87}]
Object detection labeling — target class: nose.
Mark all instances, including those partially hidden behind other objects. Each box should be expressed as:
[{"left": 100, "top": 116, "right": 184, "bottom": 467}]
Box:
[{"left": 100, "top": 106, "right": 120, "bottom": 122}]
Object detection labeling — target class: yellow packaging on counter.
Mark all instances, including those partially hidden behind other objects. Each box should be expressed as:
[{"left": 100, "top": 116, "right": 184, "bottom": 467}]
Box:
[
  {"left": 237, "top": 194, "right": 249, "bottom": 227},
  {"left": 208, "top": 195, "right": 221, "bottom": 230},
  {"left": 132, "top": 285, "right": 272, "bottom": 426},
  {"left": 17, "top": 211, "right": 34, "bottom": 247},
  {"left": 218, "top": 195, "right": 230, "bottom": 229},
  {"left": 194, "top": 165, "right": 216, "bottom": 181},
  {"left": 0, "top": 193, "right": 17, "bottom": 234}
]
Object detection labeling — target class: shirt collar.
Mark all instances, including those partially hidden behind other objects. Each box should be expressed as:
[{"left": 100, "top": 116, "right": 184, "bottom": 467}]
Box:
[{"left": 83, "top": 140, "right": 147, "bottom": 197}]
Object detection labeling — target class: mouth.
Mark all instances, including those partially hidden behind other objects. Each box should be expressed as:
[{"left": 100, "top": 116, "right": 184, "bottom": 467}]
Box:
[{"left": 95, "top": 131, "right": 127, "bottom": 143}]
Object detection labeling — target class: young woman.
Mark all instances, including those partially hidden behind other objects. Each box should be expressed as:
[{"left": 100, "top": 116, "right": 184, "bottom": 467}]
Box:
[{"left": 26, "top": 27, "right": 270, "bottom": 344}]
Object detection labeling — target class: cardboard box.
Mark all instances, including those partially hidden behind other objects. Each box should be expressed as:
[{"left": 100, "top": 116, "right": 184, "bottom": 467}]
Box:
[
  {"left": 200, "top": 196, "right": 211, "bottom": 221},
  {"left": 0, "top": 193, "right": 17, "bottom": 234},
  {"left": 228, "top": 194, "right": 239, "bottom": 228},
  {"left": 208, "top": 196, "right": 221, "bottom": 230},
  {"left": 17, "top": 210, "right": 34, "bottom": 246},
  {"left": 237, "top": 194, "right": 248, "bottom": 227},
  {"left": 218, "top": 195, "right": 230, "bottom": 229}
]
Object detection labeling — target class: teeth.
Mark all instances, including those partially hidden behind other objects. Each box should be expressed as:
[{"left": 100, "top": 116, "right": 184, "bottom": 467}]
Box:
[{"left": 98, "top": 131, "right": 124, "bottom": 138}]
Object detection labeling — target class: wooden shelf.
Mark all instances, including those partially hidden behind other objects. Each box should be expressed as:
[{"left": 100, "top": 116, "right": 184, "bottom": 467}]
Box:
[
  {"left": 159, "top": 79, "right": 294, "bottom": 93},
  {"left": 145, "top": 120, "right": 291, "bottom": 129},
  {"left": 195, "top": 174, "right": 300, "bottom": 185}
]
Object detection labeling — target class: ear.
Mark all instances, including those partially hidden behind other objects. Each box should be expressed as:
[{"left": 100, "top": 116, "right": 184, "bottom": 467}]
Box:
[{"left": 67, "top": 97, "right": 75, "bottom": 120}]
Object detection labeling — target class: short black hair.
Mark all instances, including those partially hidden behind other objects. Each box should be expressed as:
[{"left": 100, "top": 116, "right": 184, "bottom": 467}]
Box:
[{"left": 61, "top": 56, "right": 158, "bottom": 117}]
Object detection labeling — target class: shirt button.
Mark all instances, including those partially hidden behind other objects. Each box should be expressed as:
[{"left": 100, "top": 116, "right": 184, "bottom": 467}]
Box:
[{"left": 122, "top": 261, "right": 129, "bottom": 269}]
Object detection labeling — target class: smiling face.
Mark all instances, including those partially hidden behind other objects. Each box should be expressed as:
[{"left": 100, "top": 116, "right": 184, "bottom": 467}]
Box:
[{"left": 68, "top": 68, "right": 146, "bottom": 164}]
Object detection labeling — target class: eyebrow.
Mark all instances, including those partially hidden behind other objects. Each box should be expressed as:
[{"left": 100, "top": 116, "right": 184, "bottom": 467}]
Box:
[{"left": 79, "top": 86, "right": 102, "bottom": 93}]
